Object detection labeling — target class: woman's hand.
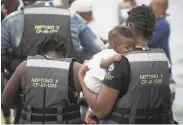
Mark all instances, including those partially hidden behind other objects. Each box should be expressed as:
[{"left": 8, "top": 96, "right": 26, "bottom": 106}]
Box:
[
  {"left": 78, "top": 63, "right": 89, "bottom": 87},
  {"left": 85, "top": 109, "right": 97, "bottom": 124}
]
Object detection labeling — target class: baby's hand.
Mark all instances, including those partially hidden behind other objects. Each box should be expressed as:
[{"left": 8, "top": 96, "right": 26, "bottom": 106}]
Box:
[{"left": 112, "top": 53, "right": 121, "bottom": 62}]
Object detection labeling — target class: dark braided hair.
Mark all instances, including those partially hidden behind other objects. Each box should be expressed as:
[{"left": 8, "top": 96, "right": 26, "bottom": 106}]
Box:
[
  {"left": 37, "top": 33, "right": 68, "bottom": 56},
  {"left": 127, "top": 4, "right": 156, "bottom": 41}
]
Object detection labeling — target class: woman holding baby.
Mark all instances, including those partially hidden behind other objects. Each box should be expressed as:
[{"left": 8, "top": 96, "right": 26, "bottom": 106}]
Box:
[{"left": 78, "top": 5, "right": 173, "bottom": 124}]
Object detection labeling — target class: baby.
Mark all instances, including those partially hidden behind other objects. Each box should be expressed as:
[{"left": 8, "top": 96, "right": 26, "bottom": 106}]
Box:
[{"left": 83, "top": 26, "right": 135, "bottom": 113}]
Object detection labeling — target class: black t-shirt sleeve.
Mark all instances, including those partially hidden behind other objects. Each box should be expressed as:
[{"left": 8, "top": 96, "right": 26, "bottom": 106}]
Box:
[
  {"left": 103, "top": 60, "right": 124, "bottom": 90},
  {"left": 103, "top": 56, "right": 131, "bottom": 99}
]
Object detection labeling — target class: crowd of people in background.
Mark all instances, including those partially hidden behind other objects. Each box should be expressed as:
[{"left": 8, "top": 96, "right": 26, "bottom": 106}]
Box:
[{"left": 1, "top": 0, "right": 183, "bottom": 124}]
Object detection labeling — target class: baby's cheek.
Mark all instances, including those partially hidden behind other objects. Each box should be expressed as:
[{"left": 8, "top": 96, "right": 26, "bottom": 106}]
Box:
[{"left": 118, "top": 47, "right": 125, "bottom": 54}]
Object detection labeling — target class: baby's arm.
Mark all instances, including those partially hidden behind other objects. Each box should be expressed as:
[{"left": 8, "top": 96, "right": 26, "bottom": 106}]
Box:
[
  {"left": 100, "top": 56, "right": 115, "bottom": 69},
  {"left": 100, "top": 53, "right": 121, "bottom": 69}
]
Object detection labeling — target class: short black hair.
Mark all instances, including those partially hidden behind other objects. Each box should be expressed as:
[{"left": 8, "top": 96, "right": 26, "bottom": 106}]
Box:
[
  {"left": 37, "top": 33, "right": 67, "bottom": 56},
  {"left": 124, "top": 0, "right": 137, "bottom": 6},
  {"left": 127, "top": 4, "right": 156, "bottom": 41}
]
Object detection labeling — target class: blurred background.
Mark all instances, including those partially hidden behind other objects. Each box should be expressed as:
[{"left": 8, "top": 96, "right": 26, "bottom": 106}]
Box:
[
  {"left": 91, "top": 0, "right": 183, "bottom": 49},
  {"left": 1, "top": 0, "right": 183, "bottom": 124}
]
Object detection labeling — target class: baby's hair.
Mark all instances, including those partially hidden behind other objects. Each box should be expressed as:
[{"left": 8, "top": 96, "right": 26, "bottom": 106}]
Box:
[{"left": 108, "top": 25, "right": 135, "bottom": 49}]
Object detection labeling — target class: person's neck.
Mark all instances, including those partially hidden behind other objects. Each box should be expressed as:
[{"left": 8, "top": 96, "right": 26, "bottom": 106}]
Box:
[
  {"left": 156, "top": 11, "right": 165, "bottom": 19},
  {"left": 45, "top": 51, "right": 60, "bottom": 58},
  {"left": 135, "top": 39, "right": 148, "bottom": 48}
]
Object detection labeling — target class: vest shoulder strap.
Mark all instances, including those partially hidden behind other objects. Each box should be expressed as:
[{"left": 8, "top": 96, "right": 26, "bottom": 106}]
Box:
[
  {"left": 24, "top": 5, "right": 70, "bottom": 16},
  {"left": 123, "top": 48, "right": 168, "bottom": 63},
  {"left": 26, "top": 55, "right": 72, "bottom": 70}
]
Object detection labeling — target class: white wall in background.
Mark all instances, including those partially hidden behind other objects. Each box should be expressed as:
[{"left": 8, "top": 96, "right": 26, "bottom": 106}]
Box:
[
  {"left": 90, "top": 0, "right": 183, "bottom": 43},
  {"left": 89, "top": 0, "right": 120, "bottom": 40},
  {"left": 167, "top": 0, "right": 183, "bottom": 49},
  {"left": 90, "top": 0, "right": 151, "bottom": 40},
  {"left": 136, "top": 0, "right": 151, "bottom": 5}
]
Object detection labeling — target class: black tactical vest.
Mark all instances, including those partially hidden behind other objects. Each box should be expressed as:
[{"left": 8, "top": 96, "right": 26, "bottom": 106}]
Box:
[
  {"left": 8, "top": 5, "right": 76, "bottom": 76},
  {"left": 100, "top": 48, "right": 173, "bottom": 124},
  {"left": 19, "top": 56, "right": 81, "bottom": 124}
]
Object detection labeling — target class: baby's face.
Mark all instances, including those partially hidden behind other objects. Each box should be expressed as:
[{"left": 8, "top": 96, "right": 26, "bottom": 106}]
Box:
[
  {"left": 109, "top": 36, "right": 132, "bottom": 54},
  {"left": 110, "top": 43, "right": 127, "bottom": 54}
]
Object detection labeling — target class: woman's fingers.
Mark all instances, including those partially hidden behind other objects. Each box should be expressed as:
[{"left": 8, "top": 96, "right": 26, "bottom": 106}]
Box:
[{"left": 85, "top": 110, "right": 97, "bottom": 124}]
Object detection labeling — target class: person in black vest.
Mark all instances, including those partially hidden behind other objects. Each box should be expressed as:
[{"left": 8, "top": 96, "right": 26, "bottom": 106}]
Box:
[
  {"left": 1, "top": 1, "right": 73, "bottom": 123},
  {"left": 79, "top": 5, "right": 173, "bottom": 124},
  {"left": 2, "top": 33, "right": 82, "bottom": 124},
  {"left": 1, "top": 0, "right": 105, "bottom": 82}
]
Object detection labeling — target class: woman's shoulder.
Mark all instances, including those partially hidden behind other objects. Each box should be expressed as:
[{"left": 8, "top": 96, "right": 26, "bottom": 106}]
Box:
[
  {"left": 14, "top": 60, "right": 27, "bottom": 77},
  {"left": 119, "top": 56, "right": 130, "bottom": 65}
]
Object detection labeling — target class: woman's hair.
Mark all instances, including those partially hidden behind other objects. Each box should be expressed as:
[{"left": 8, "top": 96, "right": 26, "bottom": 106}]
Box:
[
  {"left": 127, "top": 4, "right": 156, "bottom": 41},
  {"left": 37, "top": 33, "right": 67, "bottom": 56}
]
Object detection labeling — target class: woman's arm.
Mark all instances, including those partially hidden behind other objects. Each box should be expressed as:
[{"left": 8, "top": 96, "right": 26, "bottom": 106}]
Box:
[
  {"left": 2, "top": 61, "right": 26, "bottom": 109},
  {"left": 80, "top": 80, "right": 119, "bottom": 119},
  {"left": 73, "top": 62, "right": 82, "bottom": 93},
  {"left": 79, "top": 61, "right": 123, "bottom": 119},
  {"left": 77, "top": 63, "right": 89, "bottom": 83}
]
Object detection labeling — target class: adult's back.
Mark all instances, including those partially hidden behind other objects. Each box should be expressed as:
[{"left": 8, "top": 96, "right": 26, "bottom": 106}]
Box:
[
  {"left": 80, "top": 5, "right": 173, "bottom": 124},
  {"left": 1, "top": 2, "right": 105, "bottom": 79},
  {"left": 1, "top": 5, "right": 73, "bottom": 79},
  {"left": 100, "top": 5, "right": 173, "bottom": 124},
  {"left": 99, "top": 48, "right": 172, "bottom": 124},
  {"left": 2, "top": 34, "right": 82, "bottom": 124}
]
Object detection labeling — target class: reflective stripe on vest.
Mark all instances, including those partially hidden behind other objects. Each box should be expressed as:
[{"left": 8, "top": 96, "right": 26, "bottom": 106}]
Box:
[
  {"left": 24, "top": 7, "right": 70, "bottom": 15},
  {"left": 125, "top": 52, "right": 168, "bottom": 62},
  {"left": 27, "top": 59, "right": 70, "bottom": 69}
]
